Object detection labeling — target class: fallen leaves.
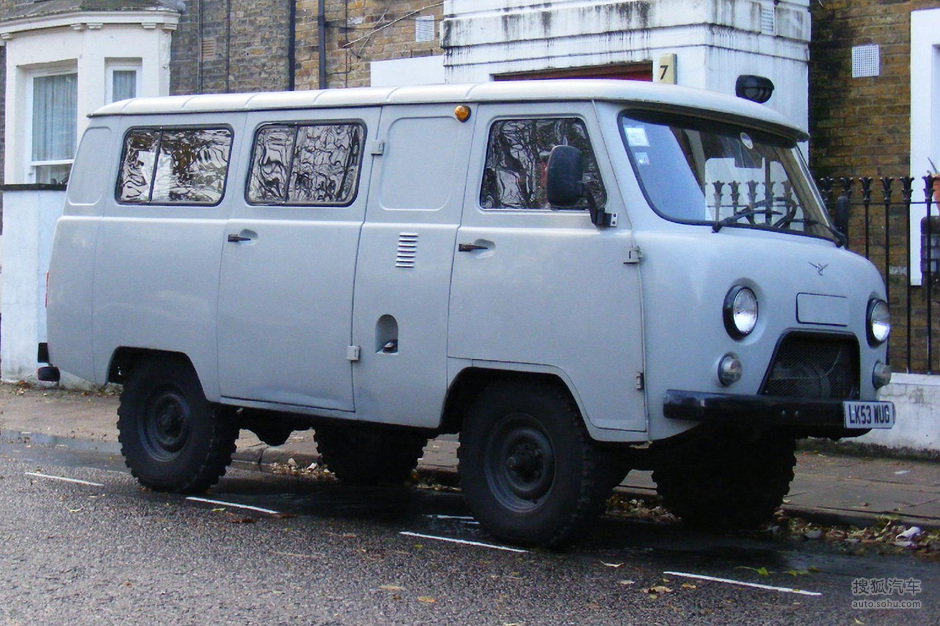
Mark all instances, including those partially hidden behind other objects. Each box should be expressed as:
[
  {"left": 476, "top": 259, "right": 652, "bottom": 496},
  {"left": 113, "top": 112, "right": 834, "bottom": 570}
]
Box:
[
  {"left": 641, "top": 584, "right": 673, "bottom": 600},
  {"left": 775, "top": 513, "right": 940, "bottom": 559},
  {"left": 735, "top": 566, "right": 771, "bottom": 577},
  {"left": 270, "top": 461, "right": 336, "bottom": 480},
  {"left": 606, "top": 495, "right": 678, "bottom": 524}
]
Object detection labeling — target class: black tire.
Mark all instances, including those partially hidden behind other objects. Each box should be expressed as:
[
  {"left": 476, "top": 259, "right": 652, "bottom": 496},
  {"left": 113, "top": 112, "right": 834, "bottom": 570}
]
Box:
[
  {"left": 314, "top": 425, "right": 427, "bottom": 485},
  {"left": 458, "top": 381, "right": 614, "bottom": 548},
  {"left": 117, "top": 359, "right": 238, "bottom": 493},
  {"left": 652, "top": 427, "right": 796, "bottom": 530}
]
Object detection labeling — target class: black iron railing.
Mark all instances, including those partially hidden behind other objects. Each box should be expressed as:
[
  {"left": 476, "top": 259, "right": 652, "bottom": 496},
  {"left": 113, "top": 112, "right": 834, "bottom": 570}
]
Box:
[{"left": 818, "top": 176, "right": 940, "bottom": 374}]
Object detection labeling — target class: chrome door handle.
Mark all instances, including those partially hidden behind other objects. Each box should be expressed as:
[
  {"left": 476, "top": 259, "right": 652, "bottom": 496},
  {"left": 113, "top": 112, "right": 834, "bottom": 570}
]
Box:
[{"left": 227, "top": 234, "right": 252, "bottom": 243}]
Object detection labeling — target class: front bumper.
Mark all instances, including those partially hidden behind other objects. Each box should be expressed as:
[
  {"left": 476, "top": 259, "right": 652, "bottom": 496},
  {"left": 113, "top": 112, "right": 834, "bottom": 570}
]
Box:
[{"left": 663, "top": 389, "right": 872, "bottom": 431}]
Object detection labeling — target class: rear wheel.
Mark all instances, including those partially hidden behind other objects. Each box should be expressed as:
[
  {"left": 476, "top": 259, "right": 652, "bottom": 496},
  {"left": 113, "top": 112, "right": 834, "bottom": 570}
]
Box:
[
  {"left": 117, "top": 359, "right": 237, "bottom": 493},
  {"left": 314, "top": 425, "right": 427, "bottom": 485},
  {"left": 458, "top": 381, "right": 614, "bottom": 548},
  {"left": 653, "top": 426, "right": 796, "bottom": 529}
]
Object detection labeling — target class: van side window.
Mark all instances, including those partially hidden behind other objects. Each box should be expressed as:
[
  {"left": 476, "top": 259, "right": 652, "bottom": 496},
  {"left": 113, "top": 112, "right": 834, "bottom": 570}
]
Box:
[
  {"left": 481, "top": 118, "right": 606, "bottom": 210},
  {"left": 117, "top": 127, "right": 233, "bottom": 205},
  {"left": 247, "top": 122, "right": 364, "bottom": 206}
]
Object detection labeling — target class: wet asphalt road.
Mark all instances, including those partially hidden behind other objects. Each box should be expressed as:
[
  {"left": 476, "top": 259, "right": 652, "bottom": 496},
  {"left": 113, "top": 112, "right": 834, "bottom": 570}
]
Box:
[{"left": 0, "top": 440, "right": 936, "bottom": 625}]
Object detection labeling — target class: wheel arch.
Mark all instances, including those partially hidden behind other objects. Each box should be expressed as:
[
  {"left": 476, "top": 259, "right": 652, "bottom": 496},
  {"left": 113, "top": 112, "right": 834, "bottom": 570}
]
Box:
[
  {"left": 439, "top": 366, "right": 579, "bottom": 435},
  {"left": 108, "top": 347, "right": 197, "bottom": 386}
]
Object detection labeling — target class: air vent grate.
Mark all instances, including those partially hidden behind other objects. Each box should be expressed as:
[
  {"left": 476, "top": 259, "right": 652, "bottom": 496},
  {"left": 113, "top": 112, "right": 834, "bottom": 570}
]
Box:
[
  {"left": 760, "top": 6, "right": 775, "bottom": 35},
  {"left": 395, "top": 233, "right": 419, "bottom": 268}
]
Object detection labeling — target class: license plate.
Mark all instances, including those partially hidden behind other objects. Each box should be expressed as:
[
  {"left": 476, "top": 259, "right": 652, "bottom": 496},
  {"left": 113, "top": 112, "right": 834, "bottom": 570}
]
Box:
[{"left": 843, "top": 401, "right": 895, "bottom": 429}]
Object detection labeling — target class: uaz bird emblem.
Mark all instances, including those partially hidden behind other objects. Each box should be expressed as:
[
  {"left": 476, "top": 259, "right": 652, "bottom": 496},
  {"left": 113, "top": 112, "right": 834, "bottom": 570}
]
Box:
[{"left": 809, "top": 262, "right": 828, "bottom": 276}]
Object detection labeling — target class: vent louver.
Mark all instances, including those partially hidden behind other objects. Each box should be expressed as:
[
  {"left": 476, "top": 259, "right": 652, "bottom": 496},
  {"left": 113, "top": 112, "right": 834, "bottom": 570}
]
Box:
[{"left": 395, "top": 233, "right": 419, "bottom": 268}]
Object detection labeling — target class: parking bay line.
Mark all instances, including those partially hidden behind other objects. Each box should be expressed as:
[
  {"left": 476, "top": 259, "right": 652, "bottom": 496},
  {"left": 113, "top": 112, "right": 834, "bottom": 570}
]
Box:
[
  {"left": 25, "top": 472, "right": 104, "bottom": 488},
  {"left": 400, "top": 531, "right": 528, "bottom": 553},
  {"left": 186, "top": 496, "right": 281, "bottom": 516},
  {"left": 664, "top": 571, "right": 822, "bottom": 597}
]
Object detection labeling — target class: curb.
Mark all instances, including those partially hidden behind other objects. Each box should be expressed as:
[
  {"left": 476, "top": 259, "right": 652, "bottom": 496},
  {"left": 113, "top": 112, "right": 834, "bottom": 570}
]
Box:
[{"left": 1, "top": 429, "right": 122, "bottom": 456}]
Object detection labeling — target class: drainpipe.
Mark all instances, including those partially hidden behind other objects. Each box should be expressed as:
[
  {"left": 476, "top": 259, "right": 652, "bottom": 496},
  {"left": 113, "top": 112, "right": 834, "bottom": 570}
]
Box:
[
  {"left": 318, "top": 0, "right": 326, "bottom": 89},
  {"left": 288, "top": 0, "right": 296, "bottom": 90}
]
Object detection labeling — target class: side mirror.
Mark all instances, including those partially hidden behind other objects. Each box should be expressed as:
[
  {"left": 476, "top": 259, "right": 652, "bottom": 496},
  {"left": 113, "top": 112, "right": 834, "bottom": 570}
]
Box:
[
  {"left": 546, "top": 145, "right": 584, "bottom": 207},
  {"left": 546, "top": 145, "right": 612, "bottom": 227}
]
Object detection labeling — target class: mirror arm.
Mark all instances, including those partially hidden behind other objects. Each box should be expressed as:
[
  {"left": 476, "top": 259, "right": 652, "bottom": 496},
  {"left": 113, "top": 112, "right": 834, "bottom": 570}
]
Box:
[{"left": 585, "top": 188, "right": 613, "bottom": 227}]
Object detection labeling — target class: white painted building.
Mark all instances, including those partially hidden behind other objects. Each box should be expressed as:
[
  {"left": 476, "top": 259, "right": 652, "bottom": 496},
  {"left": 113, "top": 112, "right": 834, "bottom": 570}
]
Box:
[
  {"left": 442, "top": 0, "right": 812, "bottom": 132},
  {"left": 0, "top": 2, "right": 178, "bottom": 383}
]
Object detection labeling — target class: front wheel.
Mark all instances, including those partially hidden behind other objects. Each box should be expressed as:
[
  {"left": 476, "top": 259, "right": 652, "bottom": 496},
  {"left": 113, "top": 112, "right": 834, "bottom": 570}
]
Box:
[
  {"left": 458, "top": 381, "right": 615, "bottom": 548},
  {"left": 653, "top": 426, "right": 796, "bottom": 529},
  {"left": 117, "top": 359, "right": 238, "bottom": 492}
]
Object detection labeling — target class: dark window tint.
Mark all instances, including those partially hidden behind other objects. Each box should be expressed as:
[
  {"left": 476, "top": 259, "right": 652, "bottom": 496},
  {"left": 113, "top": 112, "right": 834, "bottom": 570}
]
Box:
[
  {"left": 481, "top": 118, "right": 606, "bottom": 210},
  {"left": 118, "top": 127, "right": 232, "bottom": 205},
  {"left": 248, "top": 122, "right": 364, "bottom": 206}
]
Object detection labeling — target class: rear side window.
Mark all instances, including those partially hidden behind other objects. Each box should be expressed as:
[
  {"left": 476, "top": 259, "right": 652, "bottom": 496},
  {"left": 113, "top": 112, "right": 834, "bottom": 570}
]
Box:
[
  {"left": 481, "top": 117, "right": 606, "bottom": 210},
  {"left": 247, "top": 122, "right": 364, "bottom": 206},
  {"left": 117, "top": 127, "right": 233, "bottom": 205}
]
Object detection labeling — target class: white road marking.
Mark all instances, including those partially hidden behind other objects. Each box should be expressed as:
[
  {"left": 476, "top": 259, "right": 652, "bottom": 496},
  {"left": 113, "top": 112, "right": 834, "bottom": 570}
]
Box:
[
  {"left": 400, "top": 531, "right": 527, "bottom": 553},
  {"left": 663, "top": 571, "right": 822, "bottom": 597},
  {"left": 25, "top": 472, "right": 104, "bottom": 487},
  {"left": 426, "top": 514, "right": 476, "bottom": 521},
  {"left": 186, "top": 496, "right": 281, "bottom": 516}
]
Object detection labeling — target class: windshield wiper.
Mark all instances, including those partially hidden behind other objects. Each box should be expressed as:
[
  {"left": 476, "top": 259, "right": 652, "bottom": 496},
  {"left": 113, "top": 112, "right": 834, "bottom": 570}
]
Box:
[
  {"left": 775, "top": 217, "right": 848, "bottom": 248},
  {"left": 712, "top": 207, "right": 782, "bottom": 232}
]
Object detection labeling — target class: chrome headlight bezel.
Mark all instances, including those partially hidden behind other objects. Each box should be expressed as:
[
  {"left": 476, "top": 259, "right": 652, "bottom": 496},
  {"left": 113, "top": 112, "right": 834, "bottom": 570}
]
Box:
[
  {"left": 723, "top": 286, "right": 759, "bottom": 339},
  {"left": 867, "top": 299, "right": 891, "bottom": 346}
]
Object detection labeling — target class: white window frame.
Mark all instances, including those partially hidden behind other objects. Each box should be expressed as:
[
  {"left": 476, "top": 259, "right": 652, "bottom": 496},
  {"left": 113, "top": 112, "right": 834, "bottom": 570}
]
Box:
[
  {"left": 106, "top": 60, "right": 142, "bottom": 104},
  {"left": 909, "top": 8, "right": 940, "bottom": 285},
  {"left": 25, "top": 65, "right": 78, "bottom": 184}
]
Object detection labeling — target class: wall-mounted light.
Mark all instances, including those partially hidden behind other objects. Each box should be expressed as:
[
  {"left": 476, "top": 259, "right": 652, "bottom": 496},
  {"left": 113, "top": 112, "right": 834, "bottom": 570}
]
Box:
[{"left": 735, "top": 74, "right": 775, "bottom": 104}]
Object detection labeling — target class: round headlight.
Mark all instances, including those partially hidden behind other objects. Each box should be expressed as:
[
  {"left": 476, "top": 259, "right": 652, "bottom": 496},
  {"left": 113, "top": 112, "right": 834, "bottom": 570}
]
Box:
[
  {"left": 867, "top": 299, "right": 891, "bottom": 345},
  {"left": 724, "top": 286, "right": 759, "bottom": 339}
]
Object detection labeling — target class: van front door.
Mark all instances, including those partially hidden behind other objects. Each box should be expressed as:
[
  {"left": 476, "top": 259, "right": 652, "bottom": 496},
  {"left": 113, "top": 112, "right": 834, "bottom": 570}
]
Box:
[
  {"left": 217, "top": 108, "right": 380, "bottom": 411},
  {"left": 449, "top": 105, "right": 647, "bottom": 433}
]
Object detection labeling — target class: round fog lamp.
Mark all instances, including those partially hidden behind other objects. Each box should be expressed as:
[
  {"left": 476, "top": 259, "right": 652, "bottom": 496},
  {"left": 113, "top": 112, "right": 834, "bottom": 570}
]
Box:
[
  {"left": 872, "top": 361, "right": 892, "bottom": 389},
  {"left": 718, "top": 354, "right": 743, "bottom": 386},
  {"left": 724, "top": 286, "right": 759, "bottom": 339},
  {"left": 867, "top": 299, "right": 891, "bottom": 345}
]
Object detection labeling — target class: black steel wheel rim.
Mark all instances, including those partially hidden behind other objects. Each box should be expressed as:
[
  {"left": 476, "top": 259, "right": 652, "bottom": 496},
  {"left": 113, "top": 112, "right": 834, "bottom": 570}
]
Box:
[
  {"left": 140, "top": 386, "right": 192, "bottom": 461},
  {"left": 484, "top": 412, "right": 555, "bottom": 512}
]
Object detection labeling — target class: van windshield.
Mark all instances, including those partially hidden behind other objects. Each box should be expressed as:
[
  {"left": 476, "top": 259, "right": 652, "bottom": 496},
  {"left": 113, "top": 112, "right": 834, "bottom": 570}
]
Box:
[{"left": 621, "top": 110, "right": 836, "bottom": 242}]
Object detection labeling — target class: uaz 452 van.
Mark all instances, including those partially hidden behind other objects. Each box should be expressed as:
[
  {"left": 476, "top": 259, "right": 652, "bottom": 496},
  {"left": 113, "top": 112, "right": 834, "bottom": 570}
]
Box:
[{"left": 43, "top": 80, "right": 895, "bottom": 547}]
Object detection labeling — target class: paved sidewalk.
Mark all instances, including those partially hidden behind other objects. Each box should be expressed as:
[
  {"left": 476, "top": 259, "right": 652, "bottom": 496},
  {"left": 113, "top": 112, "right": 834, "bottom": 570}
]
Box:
[{"left": 2, "top": 384, "right": 939, "bottom": 530}]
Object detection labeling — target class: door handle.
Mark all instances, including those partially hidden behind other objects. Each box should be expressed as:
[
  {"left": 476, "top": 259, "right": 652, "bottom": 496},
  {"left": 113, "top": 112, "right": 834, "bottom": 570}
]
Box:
[
  {"left": 458, "top": 243, "right": 488, "bottom": 252},
  {"left": 227, "top": 234, "right": 252, "bottom": 243}
]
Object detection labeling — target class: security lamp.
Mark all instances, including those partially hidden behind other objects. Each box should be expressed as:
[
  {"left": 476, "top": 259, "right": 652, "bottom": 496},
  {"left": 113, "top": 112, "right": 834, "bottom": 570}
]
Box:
[{"left": 735, "top": 75, "right": 775, "bottom": 104}]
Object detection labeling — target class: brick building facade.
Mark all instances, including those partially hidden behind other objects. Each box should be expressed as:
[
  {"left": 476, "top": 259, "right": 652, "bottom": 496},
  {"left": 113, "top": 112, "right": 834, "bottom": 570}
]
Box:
[
  {"left": 170, "top": 0, "right": 294, "bottom": 95},
  {"left": 808, "top": 1, "right": 940, "bottom": 373},
  {"left": 167, "top": 0, "right": 443, "bottom": 95},
  {"left": 294, "top": 0, "right": 443, "bottom": 90},
  {"left": 809, "top": 0, "right": 937, "bottom": 179}
]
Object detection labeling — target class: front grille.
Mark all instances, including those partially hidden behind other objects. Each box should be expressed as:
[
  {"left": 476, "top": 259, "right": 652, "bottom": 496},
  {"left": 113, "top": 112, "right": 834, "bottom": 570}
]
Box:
[{"left": 760, "top": 333, "right": 859, "bottom": 400}]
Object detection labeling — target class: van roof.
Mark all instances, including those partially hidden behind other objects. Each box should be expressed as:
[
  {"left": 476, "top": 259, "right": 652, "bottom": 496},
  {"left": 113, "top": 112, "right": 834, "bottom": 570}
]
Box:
[{"left": 92, "top": 79, "right": 807, "bottom": 139}]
